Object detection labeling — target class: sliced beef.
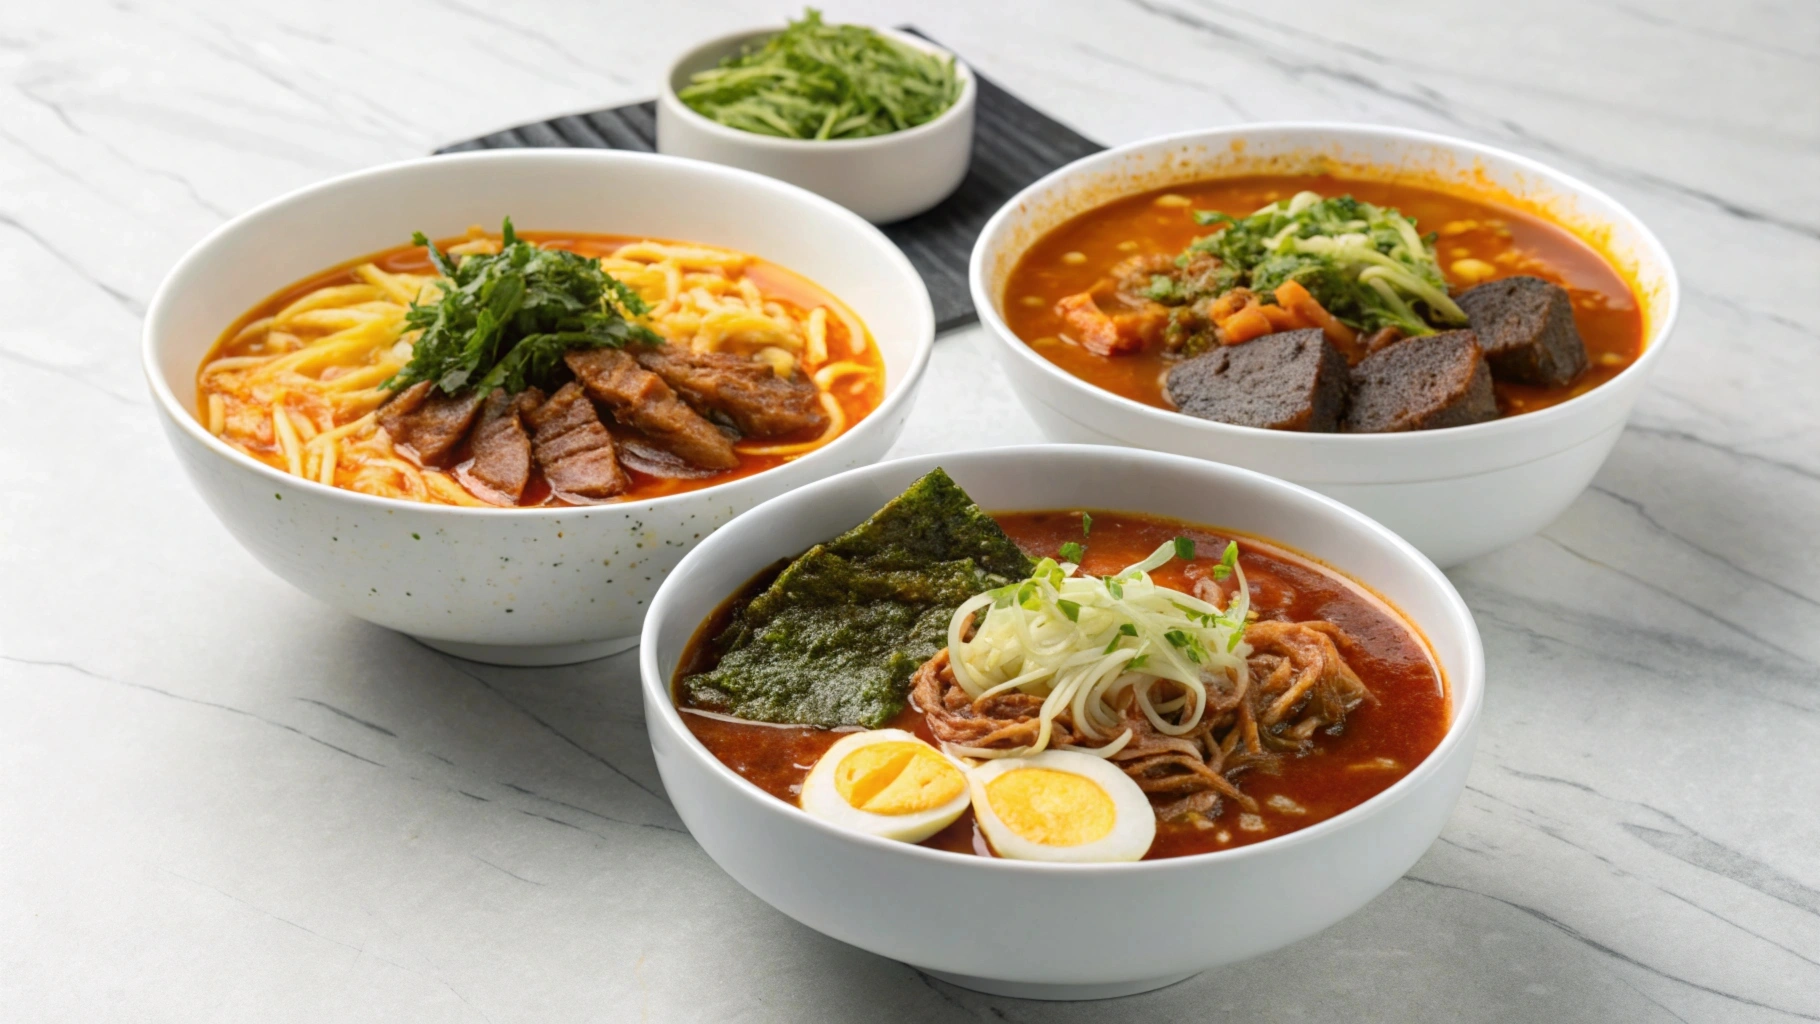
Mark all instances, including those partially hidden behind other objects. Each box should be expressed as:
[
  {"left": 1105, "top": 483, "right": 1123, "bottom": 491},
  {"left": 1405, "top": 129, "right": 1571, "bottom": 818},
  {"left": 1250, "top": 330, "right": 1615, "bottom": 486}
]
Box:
[
  {"left": 564, "top": 349, "right": 739, "bottom": 470},
  {"left": 455, "top": 388, "right": 540, "bottom": 505},
  {"left": 633, "top": 345, "right": 827, "bottom": 437},
  {"left": 523, "top": 382, "right": 628, "bottom": 503},
  {"left": 1164, "top": 329, "right": 1349, "bottom": 432},
  {"left": 1455, "top": 275, "right": 1587, "bottom": 387},
  {"left": 1344, "top": 330, "right": 1497, "bottom": 433},
  {"left": 377, "top": 381, "right": 484, "bottom": 467}
]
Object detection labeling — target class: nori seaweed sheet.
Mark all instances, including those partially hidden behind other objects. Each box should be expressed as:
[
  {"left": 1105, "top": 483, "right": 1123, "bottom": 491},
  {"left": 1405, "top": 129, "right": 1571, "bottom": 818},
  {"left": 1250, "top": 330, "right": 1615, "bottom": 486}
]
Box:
[{"left": 683, "top": 468, "right": 1033, "bottom": 727}]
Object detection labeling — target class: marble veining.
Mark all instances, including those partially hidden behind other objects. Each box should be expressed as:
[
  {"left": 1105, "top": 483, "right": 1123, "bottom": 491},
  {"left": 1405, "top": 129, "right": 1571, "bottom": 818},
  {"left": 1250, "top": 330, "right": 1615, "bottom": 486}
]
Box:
[{"left": 2, "top": 0, "right": 1816, "bottom": 1020}]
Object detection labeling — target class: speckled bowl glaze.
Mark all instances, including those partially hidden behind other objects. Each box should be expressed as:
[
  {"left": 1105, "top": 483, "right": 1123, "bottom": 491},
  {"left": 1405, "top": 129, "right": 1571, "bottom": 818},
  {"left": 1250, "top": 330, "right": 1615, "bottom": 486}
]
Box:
[
  {"left": 970, "top": 123, "right": 1680, "bottom": 567},
  {"left": 144, "top": 150, "right": 934, "bottom": 665},
  {"left": 642, "top": 445, "right": 1483, "bottom": 999}
]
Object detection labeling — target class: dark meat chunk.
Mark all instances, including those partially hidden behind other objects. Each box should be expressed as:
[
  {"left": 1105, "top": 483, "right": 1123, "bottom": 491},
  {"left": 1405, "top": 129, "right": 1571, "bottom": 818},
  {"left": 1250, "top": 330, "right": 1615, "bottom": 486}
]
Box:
[
  {"left": 1164, "top": 329, "right": 1349, "bottom": 432},
  {"left": 377, "top": 381, "right": 483, "bottom": 467},
  {"left": 1344, "top": 330, "right": 1497, "bottom": 433},
  {"left": 1455, "top": 275, "right": 1587, "bottom": 386},
  {"left": 523, "top": 382, "right": 628, "bottom": 503},
  {"left": 455, "top": 388, "right": 540, "bottom": 505},
  {"left": 633, "top": 346, "right": 827, "bottom": 437},
  {"left": 565, "top": 349, "right": 739, "bottom": 470}
]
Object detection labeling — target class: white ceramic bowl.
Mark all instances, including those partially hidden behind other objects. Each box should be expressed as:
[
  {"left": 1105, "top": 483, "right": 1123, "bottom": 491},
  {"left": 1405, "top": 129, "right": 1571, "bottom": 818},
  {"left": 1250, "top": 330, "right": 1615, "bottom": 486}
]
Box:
[
  {"left": 657, "top": 26, "right": 975, "bottom": 224},
  {"left": 970, "top": 123, "right": 1679, "bottom": 567},
  {"left": 144, "top": 149, "right": 934, "bottom": 666},
  {"left": 641, "top": 445, "right": 1484, "bottom": 999}
]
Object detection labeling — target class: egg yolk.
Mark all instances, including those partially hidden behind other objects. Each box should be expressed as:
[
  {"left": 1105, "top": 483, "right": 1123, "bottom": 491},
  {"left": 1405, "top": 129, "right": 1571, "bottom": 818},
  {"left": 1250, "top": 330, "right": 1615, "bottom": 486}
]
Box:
[
  {"left": 833, "top": 742, "right": 965, "bottom": 815},
  {"left": 985, "top": 768, "right": 1116, "bottom": 847}
]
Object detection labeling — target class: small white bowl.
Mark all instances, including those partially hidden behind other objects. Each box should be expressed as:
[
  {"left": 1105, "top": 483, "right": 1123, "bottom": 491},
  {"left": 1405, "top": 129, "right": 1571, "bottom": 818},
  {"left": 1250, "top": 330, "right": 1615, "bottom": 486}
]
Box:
[
  {"left": 657, "top": 26, "right": 975, "bottom": 224},
  {"left": 641, "top": 444, "right": 1484, "bottom": 1000},
  {"left": 144, "top": 149, "right": 934, "bottom": 666},
  {"left": 969, "top": 123, "right": 1680, "bottom": 567}
]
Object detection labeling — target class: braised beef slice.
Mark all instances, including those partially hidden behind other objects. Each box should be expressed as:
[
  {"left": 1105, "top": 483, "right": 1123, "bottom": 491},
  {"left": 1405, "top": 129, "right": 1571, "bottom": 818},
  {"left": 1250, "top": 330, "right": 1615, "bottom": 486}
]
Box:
[
  {"left": 1163, "top": 329, "right": 1349, "bottom": 431},
  {"left": 633, "top": 346, "right": 827, "bottom": 437},
  {"left": 456, "top": 388, "right": 541, "bottom": 505},
  {"left": 1343, "top": 329, "right": 1497, "bottom": 433},
  {"left": 377, "top": 381, "right": 484, "bottom": 467},
  {"left": 1455, "top": 275, "right": 1587, "bottom": 387},
  {"left": 564, "top": 349, "right": 739, "bottom": 469},
  {"left": 523, "top": 382, "right": 628, "bottom": 502}
]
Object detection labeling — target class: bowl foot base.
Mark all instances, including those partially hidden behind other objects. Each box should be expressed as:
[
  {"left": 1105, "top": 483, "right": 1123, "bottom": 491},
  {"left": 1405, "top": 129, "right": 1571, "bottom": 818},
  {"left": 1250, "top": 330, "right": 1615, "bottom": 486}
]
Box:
[
  {"left": 919, "top": 968, "right": 1200, "bottom": 1001},
  {"left": 413, "top": 634, "right": 638, "bottom": 666}
]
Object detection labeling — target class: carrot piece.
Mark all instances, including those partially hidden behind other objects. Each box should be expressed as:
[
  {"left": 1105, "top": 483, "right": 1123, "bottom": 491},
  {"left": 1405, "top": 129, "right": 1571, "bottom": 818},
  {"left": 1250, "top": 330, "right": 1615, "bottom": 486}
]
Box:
[
  {"left": 1273, "top": 279, "right": 1357, "bottom": 347},
  {"left": 1221, "top": 306, "right": 1275, "bottom": 344},
  {"left": 1259, "top": 303, "right": 1301, "bottom": 330}
]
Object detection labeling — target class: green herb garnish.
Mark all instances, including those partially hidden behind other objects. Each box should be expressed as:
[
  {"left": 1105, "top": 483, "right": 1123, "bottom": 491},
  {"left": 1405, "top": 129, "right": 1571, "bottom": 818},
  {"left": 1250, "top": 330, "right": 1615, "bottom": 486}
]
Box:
[
  {"left": 1082, "top": 513, "right": 1093, "bottom": 537},
  {"left": 678, "top": 9, "right": 961, "bottom": 141},
  {"left": 385, "top": 218, "right": 660, "bottom": 398},
  {"left": 1174, "top": 192, "right": 1466, "bottom": 338},
  {"left": 1210, "top": 541, "right": 1240, "bottom": 581},
  {"left": 1059, "top": 541, "right": 1085, "bottom": 563},
  {"left": 1173, "top": 537, "right": 1196, "bottom": 561}
]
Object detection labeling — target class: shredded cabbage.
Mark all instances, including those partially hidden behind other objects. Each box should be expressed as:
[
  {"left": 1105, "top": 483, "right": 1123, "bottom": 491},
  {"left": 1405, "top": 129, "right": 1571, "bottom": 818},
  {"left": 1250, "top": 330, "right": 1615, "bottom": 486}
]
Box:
[{"left": 944, "top": 540, "right": 1251, "bottom": 760}]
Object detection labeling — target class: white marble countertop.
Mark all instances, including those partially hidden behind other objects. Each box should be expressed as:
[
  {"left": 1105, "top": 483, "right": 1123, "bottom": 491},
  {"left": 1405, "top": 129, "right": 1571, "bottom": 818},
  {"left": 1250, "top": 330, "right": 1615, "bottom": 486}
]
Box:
[{"left": 4, "top": 0, "right": 1817, "bottom": 1020}]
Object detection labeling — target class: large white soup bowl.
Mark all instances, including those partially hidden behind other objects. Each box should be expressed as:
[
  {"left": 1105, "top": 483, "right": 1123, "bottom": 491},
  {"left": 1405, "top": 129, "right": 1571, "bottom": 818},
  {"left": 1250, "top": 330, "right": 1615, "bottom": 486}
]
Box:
[
  {"left": 145, "top": 150, "right": 933, "bottom": 665},
  {"left": 642, "top": 445, "right": 1483, "bottom": 999},
  {"left": 970, "top": 123, "right": 1679, "bottom": 567}
]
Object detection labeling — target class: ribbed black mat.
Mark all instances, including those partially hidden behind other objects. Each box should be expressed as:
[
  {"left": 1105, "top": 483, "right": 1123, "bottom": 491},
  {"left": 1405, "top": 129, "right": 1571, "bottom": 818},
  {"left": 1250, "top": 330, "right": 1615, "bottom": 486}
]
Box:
[{"left": 435, "top": 35, "right": 1103, "bottom": 333}]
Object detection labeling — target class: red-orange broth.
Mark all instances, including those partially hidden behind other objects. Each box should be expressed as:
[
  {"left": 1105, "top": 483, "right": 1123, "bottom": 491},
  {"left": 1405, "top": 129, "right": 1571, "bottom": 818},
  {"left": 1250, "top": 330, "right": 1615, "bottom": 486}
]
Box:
[
  {"left": 677, "top": 510, "right": 1450, "bottom": 860},
  {"left": 1004, "top": 175, "right": 1645, "bottom": 419}
]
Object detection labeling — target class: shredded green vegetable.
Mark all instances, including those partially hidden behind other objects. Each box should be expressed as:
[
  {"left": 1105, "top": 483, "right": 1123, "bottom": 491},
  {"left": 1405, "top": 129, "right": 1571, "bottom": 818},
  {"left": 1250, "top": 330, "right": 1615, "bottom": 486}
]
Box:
[
  {"left": 678, "top": 9, "right": 961, "bottom": 140},
  {"left": 1173, "top": 191, "right": 1468, "bottom": 339}
]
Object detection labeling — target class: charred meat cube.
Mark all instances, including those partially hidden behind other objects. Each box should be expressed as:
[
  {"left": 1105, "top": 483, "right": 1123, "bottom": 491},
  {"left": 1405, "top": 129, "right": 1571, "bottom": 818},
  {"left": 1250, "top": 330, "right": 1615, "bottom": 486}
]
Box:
[
  {"left": 1344, "top": 330, "right": 1497, "bottom": 433},
  {"left": 1455, "top": 275, "right": 1587, "bottom": 387},
  {"left": 564, "top": 349, "right": 739, "bottom": 470},
  {"left": 633, "top": 346, "right": 827, "bottom": 437},
  {"left": 524, "top": 382, "right": 629, "bottom": 503},
  {"left": 377, "top": 381, "right": 484, "bottom": 467},
  {"left": 455, "top": 388, "right": 541, "bottom": 505},
  {"left": 1163, "top": 328, "right": 1349, "bottom": 432}
]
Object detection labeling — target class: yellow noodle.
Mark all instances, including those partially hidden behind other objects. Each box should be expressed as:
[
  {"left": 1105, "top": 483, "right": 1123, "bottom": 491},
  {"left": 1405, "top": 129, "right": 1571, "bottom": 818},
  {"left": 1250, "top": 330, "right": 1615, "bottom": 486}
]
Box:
[
  {"left": 611, "top": 241, "right": 748, "bottom": 269},
  {"left": 805, "top": 307, "right": 829, "bottom": 367},
  {"left": 207, "top": 394, "right": 227, "bottom": 435},
  {"left": 813, "top": 360, "right": 878, "bottom": 390},
  {"left": 320, "top": 362, "right": 402, "bottom": 392},
  {"left": 273, "top": 285, "right": 385, "bottom": 324},
  {"left": 230, "top": 316, "right": 274, "bottom": 346},
  {"left": 306, "top": 411, "right": 377, "bottom": 450},
  {"left": 316, "top": 438, "right": 338, "bottom": 487},
  {"left": 272, "top": 399, "right": 304, "bottom": 476},
  {"left": 286, "top": 406, "right": 319, "bottom": 442},
  {"left": 203, "top": 355, "right": 275, "bottom": 375},
  {"left": 353, "top": 264, "right": 419, "bottom": 305}
]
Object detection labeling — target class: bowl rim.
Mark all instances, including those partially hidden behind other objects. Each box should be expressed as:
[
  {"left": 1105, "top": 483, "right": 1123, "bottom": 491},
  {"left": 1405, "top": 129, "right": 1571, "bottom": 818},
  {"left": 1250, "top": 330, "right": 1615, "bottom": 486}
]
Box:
[
  {"left": 640, "top": 443, "right": 1487, "bottom": 875},
  {"left": 967, "top": 121, "right": 1682, "bottom": 448},
  {"left": 658, "top": 25, "right": 977, "bottom": 152},
  {"left": 141, "top": 147, "right": 936, "bottom": 520}
]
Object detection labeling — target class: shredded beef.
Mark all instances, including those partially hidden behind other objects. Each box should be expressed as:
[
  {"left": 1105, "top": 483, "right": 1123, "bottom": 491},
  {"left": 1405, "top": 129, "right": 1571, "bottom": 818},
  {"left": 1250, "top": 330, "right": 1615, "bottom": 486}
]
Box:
[{"left": 564, "top": 349, "right": 739, "bottom": 469}]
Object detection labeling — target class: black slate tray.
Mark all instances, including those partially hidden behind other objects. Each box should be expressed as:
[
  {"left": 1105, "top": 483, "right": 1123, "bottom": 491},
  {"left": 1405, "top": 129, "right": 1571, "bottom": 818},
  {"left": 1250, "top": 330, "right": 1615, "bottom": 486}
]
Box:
[{"left": 435, "top": 35, "right": 1104, "bottom": 334}]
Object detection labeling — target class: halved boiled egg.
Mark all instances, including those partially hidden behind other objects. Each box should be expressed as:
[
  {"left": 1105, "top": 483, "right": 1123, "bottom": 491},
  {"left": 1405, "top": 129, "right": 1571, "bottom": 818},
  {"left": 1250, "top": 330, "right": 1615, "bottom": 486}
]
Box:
[
  {"left": 968, "top": 750, "right": 1156, "bottom": 863},
  {"left": 800, "top": 729, "right": 972, "bottom": 843}
]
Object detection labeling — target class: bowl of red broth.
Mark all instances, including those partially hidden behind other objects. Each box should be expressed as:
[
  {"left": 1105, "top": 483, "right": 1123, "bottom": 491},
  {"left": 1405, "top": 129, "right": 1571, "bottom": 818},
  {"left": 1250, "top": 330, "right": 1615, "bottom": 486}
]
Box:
[
  {"left": 640, "top": 445, "right": 1483, "bottom": 999},
  {"left": 144, "top": 150, "right": 933, "bottom": 664},
  {"left": 970, "top": 123, "right": 1678, "bottom": 566}
]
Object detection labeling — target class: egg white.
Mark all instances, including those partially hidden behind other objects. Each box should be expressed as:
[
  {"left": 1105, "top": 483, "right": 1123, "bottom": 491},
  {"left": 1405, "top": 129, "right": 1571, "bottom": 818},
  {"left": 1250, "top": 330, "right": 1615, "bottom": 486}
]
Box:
[
  {"left": 968, "top": 750, "right": 1156, "bottom": 863},
  {"left": 799, "top": 729, "right": 973, "bottom": 843}
]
